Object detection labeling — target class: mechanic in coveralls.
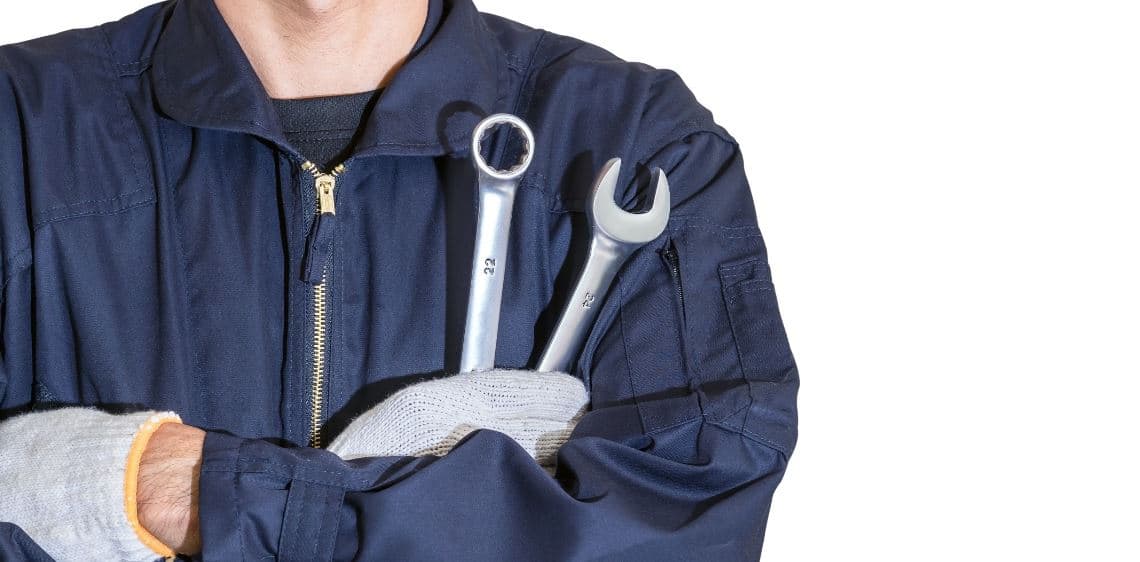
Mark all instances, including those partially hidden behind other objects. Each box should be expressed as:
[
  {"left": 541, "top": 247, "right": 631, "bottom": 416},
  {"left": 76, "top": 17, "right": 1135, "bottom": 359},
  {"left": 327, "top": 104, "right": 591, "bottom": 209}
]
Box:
[{"left": 0, "top": 0, "right": 799, "bottom": 559}]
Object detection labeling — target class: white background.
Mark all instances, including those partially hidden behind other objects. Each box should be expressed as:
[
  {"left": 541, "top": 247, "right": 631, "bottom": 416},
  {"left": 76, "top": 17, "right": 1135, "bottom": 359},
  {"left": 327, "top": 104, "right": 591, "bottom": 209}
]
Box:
[{"left": 3, "top": 1, "right": 1138, "bottom": 560}]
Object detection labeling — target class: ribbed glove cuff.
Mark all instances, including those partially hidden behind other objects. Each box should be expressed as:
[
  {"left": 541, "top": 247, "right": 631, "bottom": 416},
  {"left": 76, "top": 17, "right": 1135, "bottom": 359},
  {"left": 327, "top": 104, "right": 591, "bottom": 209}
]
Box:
[{"left": 0, "top": 408, "right": 181, "bottom": 561}]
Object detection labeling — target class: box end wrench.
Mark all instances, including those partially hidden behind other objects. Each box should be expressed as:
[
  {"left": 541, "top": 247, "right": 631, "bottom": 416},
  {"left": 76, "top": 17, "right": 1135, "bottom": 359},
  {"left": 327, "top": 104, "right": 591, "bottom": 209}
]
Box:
[
  {"left": 460, "top": 114, "right": 535, "bottom": 373},
  {"left": 536, "top": 157, "right": 670, "bottom": 373}
]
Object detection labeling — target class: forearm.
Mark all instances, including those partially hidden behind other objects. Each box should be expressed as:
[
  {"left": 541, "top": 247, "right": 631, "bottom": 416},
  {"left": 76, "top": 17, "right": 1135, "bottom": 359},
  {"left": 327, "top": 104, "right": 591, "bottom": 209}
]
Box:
[
  {"left": 137, "top": 423, "right": 205, "bottom": 556},
  {"left": 190, "top": 375, "right": 793, "bottom": 561},
  {"left": 0, "top": 408, "right": 186, "bottom": 561}
]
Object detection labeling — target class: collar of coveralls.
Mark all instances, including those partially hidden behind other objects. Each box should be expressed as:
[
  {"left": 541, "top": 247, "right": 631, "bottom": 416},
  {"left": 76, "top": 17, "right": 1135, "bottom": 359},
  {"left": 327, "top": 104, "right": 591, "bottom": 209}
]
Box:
[{"left": 151, "top": 0, "right": 511, "bottom": 159}]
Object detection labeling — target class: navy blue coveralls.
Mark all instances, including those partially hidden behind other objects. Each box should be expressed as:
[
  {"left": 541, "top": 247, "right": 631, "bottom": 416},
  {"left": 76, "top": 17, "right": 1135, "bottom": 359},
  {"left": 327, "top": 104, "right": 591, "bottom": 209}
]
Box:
[{"left": 0, "top": 0, "right": 799, "bottom": 559}]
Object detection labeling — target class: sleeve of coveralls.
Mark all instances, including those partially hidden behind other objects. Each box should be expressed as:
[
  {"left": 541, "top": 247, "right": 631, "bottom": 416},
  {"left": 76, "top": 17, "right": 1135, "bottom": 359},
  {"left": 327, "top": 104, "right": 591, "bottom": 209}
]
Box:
[
  {"left": 0, "top": 58, "right": 56, "bottom": 561},
  {"left": 194, "top": 129, "right": 800, "bottom": 561},
  {"left": 0, "top": 58, "right": 34, "bottom": 415}
]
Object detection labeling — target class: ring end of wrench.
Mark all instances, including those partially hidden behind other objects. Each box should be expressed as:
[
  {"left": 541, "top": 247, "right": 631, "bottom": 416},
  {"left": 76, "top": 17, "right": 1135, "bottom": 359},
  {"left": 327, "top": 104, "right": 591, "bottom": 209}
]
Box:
[{"left": 471, "top": 113, "right": 535, "bottom": 182}]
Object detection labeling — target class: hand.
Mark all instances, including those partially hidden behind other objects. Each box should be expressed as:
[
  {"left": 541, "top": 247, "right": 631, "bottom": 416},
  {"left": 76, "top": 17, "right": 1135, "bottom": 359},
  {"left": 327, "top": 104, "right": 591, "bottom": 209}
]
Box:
[
  {"left": 327, "top": 369, "right": 588, "bottom": 466},
  {"left": 0, "top": 408, "right": 183, "bottom": 561},
  {"left": 138, "top": 423, "right": 206, "bottom": 555}
]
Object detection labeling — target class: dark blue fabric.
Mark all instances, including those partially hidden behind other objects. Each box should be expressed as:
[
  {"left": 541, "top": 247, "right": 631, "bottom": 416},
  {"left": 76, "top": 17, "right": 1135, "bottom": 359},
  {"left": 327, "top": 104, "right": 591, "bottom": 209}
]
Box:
[
  {"left": 0, "top": 524, "right": 54, "bottom": 562},
  {"left": 0, "top": 0, "right": 799, "bottom": 559},
  {"left": 271, "top": 88, "right": 383, "bottom": 170}
]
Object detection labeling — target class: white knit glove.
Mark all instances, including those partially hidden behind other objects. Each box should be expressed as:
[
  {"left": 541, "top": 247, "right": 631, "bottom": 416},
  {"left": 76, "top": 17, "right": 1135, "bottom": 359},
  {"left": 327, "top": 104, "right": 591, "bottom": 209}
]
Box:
[
  {"left": 327, "top": 369, "right": 588, "bottom": 466},
  {"left": 0, "top": 408, "right": 181, "bottom": 562}
]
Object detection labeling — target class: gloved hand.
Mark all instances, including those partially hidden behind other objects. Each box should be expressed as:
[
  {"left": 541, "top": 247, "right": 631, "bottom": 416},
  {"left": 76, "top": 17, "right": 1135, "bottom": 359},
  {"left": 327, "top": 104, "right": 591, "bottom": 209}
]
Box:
[
  {"left": 0, "top": 408, "right": 182, "bottom": 562},
  {"left": 327, "top": 369, "right": 588, "bottom": 466}
]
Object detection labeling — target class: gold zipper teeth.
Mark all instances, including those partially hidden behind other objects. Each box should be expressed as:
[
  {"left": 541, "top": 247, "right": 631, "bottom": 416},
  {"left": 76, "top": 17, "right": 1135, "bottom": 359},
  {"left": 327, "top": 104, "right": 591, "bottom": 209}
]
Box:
[
  {"left": 309, "top": 267, "right": 329, "bottom": 448},
  {"left": 303, "top": 160, "right": 343, "bottom": 448}
]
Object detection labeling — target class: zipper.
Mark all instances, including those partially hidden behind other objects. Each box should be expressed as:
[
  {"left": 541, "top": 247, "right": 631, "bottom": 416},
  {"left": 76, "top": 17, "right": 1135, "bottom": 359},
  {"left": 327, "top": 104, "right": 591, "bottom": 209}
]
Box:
[
  {"left": 660, "top": 239, "right": 693, "bottom": 380},
  {"left": 301, "top": 160, "right": 345, "bottom": 448},
  {"left": 661, "top": 240, "right": 685, "bottom": 321}
]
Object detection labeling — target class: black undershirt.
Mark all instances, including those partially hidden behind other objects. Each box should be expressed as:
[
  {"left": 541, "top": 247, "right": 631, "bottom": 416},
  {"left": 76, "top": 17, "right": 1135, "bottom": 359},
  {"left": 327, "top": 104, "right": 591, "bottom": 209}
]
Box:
[{"left": 271, "top": 88, "right": 383, "bottom": 170}]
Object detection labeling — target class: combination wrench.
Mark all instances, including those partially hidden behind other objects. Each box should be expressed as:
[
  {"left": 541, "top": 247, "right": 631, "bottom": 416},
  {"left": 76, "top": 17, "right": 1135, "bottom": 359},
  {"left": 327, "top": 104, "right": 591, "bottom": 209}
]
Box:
[
  {"left": 460, "top": 114, "right": 536, "bottom": 373},
  {"left": 537, "top": 158, "right": 671, "bottom": 373}
]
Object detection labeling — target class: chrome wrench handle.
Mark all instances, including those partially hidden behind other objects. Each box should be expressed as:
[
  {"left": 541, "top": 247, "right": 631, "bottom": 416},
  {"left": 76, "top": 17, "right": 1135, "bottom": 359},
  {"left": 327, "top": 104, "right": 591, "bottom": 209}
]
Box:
[
  {"left": 537, "top": 158, "right": 670, "bottom": 373},
  {"left": 536, "top": 235, "right": 632, "bottom": 373},
  {"left": 460, "top": 114, "right": 535, "bottom": 373}
]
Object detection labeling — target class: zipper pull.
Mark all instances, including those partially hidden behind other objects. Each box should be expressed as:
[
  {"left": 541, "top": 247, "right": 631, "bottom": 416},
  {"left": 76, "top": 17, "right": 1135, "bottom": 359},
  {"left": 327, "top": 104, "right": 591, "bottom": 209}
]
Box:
[
  {"left": 316, "top": 173, "right": 337, "bottom": 215},
  {"left": 301, "top": 163, "right": 344, "bottom": 284},
  {"left": 660, "top": 240, "right": 685, "bottom": 319},
  {"left": 302, "top": 212, "right": 335, "bottom": 284}
]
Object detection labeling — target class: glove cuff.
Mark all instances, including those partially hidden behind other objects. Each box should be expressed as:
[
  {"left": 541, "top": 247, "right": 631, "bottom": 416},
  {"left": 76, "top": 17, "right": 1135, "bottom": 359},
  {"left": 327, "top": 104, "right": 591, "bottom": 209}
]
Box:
[
  {"left": 0, "top": 408, "right": 180, "bottom": 561},
  {"left": 124, "top": 412, "right": 183, "bottom": 559}
]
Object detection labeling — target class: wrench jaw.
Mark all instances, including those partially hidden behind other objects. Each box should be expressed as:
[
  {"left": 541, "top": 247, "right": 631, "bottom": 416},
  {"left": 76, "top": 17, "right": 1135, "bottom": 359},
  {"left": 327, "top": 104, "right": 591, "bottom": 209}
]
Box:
[
  {"left": 589, "top": 158, "right": 671, "bottom": 246},
  {"left": 535, "top": 159, "right": 672, "bottom": 374}
]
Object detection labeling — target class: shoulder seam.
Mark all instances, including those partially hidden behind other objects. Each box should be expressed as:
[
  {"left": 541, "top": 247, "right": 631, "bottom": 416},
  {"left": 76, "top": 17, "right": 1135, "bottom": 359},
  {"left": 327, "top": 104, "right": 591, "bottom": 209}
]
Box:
[
  {"left": 509, "top": 29, "right": 547, "bottom": 118},
  {"left": 637, "top": 128, "right": 737, "bottom": 170}
]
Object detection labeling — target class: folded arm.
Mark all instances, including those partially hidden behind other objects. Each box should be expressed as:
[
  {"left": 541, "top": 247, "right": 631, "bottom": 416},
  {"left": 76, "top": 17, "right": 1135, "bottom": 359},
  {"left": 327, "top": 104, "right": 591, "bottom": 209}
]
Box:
[
  {"left": 1, "top": 122, "right": 797, "bottom": 561},
  {"left": 192, "top": 131, "right": 799, "bottom": 560}
]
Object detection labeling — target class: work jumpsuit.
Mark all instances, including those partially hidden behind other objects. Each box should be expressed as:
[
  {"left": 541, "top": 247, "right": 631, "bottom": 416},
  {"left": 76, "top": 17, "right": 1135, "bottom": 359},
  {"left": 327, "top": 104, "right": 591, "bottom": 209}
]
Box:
[{"left": 0, "top": 0, "right": 799, "bottom": 558}]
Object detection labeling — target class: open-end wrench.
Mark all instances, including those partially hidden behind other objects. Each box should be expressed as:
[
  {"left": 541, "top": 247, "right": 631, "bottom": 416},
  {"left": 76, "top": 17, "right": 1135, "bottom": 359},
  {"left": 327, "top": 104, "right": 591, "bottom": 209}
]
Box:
[
  {"left": 537, "top": 158, "right": 670, "bottom": 373},
  {"left": 460, "top": 114, "right": 536, "bottom": 373}
]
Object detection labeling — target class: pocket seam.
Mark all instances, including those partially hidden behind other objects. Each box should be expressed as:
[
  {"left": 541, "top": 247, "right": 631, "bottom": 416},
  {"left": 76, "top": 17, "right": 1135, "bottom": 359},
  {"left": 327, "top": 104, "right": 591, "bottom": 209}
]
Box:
[{"left": 725, "top": 279, "right": 772, "bottom": 304}]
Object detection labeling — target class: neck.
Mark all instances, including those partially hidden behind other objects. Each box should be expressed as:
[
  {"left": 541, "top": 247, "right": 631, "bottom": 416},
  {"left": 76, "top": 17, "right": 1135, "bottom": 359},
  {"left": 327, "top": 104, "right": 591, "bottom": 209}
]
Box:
[{"left": 214, "top": 0, "right": 429, "bottom": 99}]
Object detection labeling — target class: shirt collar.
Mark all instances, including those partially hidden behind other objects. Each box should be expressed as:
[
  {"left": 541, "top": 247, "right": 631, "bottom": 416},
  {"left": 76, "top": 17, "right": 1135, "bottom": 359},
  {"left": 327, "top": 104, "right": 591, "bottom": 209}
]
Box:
[{"left": 151, "top": 0, "right": 507, "bottom": 158}]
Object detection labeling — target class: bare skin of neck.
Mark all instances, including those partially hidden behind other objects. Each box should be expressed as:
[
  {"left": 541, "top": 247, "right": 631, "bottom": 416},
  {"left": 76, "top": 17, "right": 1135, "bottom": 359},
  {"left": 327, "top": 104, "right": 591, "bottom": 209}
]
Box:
[{"left": 214, "top": 0, "right": 429, "bottom": 99}]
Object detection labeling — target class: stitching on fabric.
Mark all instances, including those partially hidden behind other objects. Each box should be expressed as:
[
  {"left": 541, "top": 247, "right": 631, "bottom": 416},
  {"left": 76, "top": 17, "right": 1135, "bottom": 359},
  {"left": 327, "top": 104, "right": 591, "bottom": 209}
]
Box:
[
  {"left": 152, "top": 13, "right": 502, "bottom": 153},
  {"left": 236, "top": 469, "right": 246, "bottom": 560},
  {"left": 279, "top": 128, "right": 357, "bottom": 137},
  {"left": 154, "top": 62, "right": 271, "bottom": 131},
  {"left": 312, "top": 485, "right": 330, "bottom": 561},
  {"left": 527, "top": 31, "right": 549, "bottom": 73},
  {"left": 321, "top": 486, "right": 344, "bottom": 560},
  {"left": 488, "top": 17, "right": 510, "bottom": 114},
  {"left": 719, "top": 256, "right": 765, "bottom": 274},
  {"left": 707, "top": 419, "right": 791, "bottom": 455},
  {"left": 202, "top": 463, "right": 361, "bottom": 488},
  {"left": 636, "top": 399, "right": 761, "bottom": 441},
  {"left": 727, "top": 281, "right": 772, "bottom": 304},
  {"left": 164, "top": 115, "right": 208, "bottom": 423},
  {"left": 664, "top": 225, "right": 764, "bottom": 239},
  {"left": 98, "top": 22, "right": 152, "bottom": 76},
  {"left": 717, "top": 259, "right": 762, "bottom": 435},
  {"left": 216, "top": 456, "right": 359, "bottom": 486},
  {"left": 516, "top": 31, "right": 547, "bottom": 115},
  {"left": 644, "top": 413, "right": 702, "bottom": 437},
  {"left": 31, "top": 187, "right": 150, "bottom": 222},
  {"left": 113, "top": 59, "right": 152, "bottom": 77},
  {"left": 703, "top": 400, "right": 752, "bottom": 425},
  {"left": 503, "top": 30, "right": 546, "bottom": 183},
  {"left": 288, "top": 162, "right": 304, "bottom": 442},
  {"left": 97, "top": 24, "right": 153, "bottom": 211},
  {"left": 669, "top": 217, "right": 764, "bottom": 232},
  {"left": 220, "top": 442, "right": 246, "bottom": 562},
  {"left": 282, "top": 483, "right": 306, "bottom": 559},
  {"left": 32, "top": 197, "right": 155, "bottom": 231}
]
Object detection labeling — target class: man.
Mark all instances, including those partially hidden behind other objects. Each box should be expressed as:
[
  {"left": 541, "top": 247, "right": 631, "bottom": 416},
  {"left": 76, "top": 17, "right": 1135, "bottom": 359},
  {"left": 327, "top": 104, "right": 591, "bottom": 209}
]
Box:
[{"left": 0, "top": 0, "right": 798, "bottom": 559}]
